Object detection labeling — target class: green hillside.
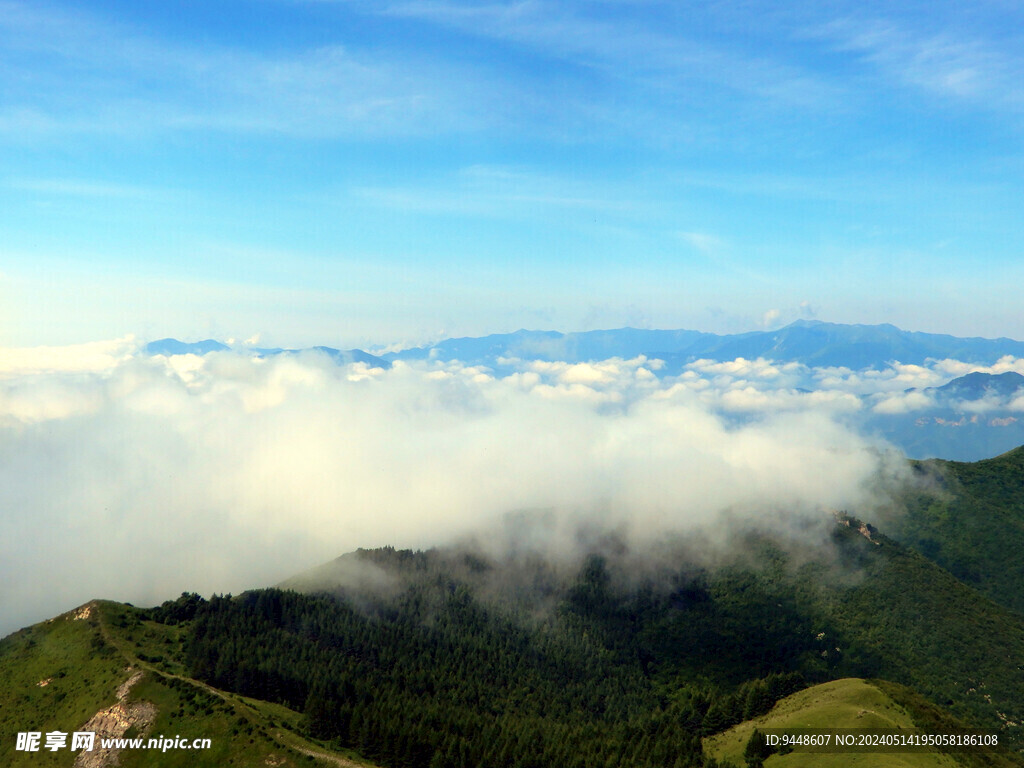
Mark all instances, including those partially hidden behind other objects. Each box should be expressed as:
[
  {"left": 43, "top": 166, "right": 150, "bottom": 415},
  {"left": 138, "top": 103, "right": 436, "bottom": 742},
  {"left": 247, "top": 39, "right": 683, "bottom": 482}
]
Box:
[
  {"left": 5, "top": 531, "right": 1024, "bottom": 767},
  {"left": 880, "top": 446, "right": 1024, "bottom": 615},
  {"left": 172, "top": 527, "right": 1024, "bottom": 766},
  {"left": 783, "top": 520, "right": 1024, "bottom": 737},
  {"left": 7, "top": 449, "right": 1024, "bottom": 767},
  {"left": 705, "top": 678, "right": 1016, "bottom": 768},
  {"left": 0, "top": 600, "right": 377, "bottom": 768}
]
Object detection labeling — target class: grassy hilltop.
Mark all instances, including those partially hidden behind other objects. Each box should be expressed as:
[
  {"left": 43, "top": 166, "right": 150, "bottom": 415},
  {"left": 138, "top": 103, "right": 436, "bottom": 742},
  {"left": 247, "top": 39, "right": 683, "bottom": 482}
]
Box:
[{"left": 0, "top": 600, "right": 376, "bottom": 768}]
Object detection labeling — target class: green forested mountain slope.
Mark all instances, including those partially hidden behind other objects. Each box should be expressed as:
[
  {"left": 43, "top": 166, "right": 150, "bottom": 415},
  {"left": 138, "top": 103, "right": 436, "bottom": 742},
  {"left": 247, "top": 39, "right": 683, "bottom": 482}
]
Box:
[
  {"left": 5, "top": 527, "right": 1024, "bottom": 768},
  {"left": 786, "top": 522, "right": 1024, "bottom": 738},
  {"left": 881, "top": 446, "right": 1024, "bottom": 614},
  {"left": 183, "top": 523, "right": 1024, "bottom": 766},
  {"left": 7, "top": 448, "right": 1024, "bottom": 768}
]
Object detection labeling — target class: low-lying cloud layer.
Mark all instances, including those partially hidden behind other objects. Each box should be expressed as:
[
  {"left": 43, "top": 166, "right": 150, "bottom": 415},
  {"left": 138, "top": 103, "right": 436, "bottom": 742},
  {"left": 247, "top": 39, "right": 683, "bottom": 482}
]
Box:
[{"left": 6, "top": 340, "right": 1018, "bottom": 635}]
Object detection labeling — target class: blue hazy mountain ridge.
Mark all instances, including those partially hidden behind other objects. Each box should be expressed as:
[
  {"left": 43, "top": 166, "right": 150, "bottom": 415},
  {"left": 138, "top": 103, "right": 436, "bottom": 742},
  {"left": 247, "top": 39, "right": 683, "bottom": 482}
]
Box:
[
  {"left": 148, "top": 321, "right": 1024, "bottom": 371},
  {"left": 389, "top": 328, "right": 714, "bottom": 367},
  {"left": 268, "top": 346, "right": 392, "bottom": 368},
  {"left": 144, "top": 339, "right": 390, "bottom": 368},
  {"left": 386, "top": 320, "right": 1024, "bottom": 370},
  {"left": 866, "top": 371, "right": 1024, "bottom": 462},
  {"left": 933, "top": 370, "right": 1024, "bottom": 399}
]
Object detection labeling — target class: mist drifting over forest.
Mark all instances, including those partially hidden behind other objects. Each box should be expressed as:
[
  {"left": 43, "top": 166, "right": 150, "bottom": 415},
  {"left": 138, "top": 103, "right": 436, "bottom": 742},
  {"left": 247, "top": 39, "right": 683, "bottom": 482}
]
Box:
[{"left": 5, "top": 334, "right": 995, "bottom": 635}]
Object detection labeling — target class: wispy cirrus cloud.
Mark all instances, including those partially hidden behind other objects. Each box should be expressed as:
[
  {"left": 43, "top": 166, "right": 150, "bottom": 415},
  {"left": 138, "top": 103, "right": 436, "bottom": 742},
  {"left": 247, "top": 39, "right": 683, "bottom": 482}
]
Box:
[
  {"left": 9, "top": 0, "right": 815, "bottom": 146},
  {"left": 377, "top": 0, "right": 844, "bottom": 111},
  {"left": 5, "top": 177, "right": 159, "bottom": 199},
  {"left": 811, "top": 14, "right": 1024, "bottom": 107},
  {"left": 353, "top": 164, "right": 643, "bottom": 217},
  {"left": 676, "top": 231, "right": 725, "bottom": 255},
  {"left": 0, "top": 1, "right": 494, "bottom": 141}
]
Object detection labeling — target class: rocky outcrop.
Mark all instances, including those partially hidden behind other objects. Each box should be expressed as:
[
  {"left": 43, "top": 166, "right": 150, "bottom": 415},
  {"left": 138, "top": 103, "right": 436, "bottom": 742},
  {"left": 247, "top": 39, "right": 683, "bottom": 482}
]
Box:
[{"left": 73, "top": 668, "right": 157, "bottom": 768}]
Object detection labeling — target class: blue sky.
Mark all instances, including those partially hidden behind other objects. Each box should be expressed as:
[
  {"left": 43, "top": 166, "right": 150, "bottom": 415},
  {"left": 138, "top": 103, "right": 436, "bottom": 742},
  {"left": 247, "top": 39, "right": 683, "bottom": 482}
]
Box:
[{"left": 2, "top": 0, "right": 1023, "bottom": 348}]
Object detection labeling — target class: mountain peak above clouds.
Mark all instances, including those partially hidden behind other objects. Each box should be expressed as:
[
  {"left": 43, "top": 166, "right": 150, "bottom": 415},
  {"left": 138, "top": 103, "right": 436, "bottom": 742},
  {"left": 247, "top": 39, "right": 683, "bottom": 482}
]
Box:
[
  {"left": 934, "top": 370, "right": 1024, "bottom": 400},
  {"left": 871, "top": 370, "right": 1024, "bottom": 461}
]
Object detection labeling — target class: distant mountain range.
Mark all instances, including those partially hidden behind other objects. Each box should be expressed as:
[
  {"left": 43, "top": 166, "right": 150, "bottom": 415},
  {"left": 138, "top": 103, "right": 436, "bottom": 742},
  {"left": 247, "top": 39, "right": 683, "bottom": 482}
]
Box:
[
  {"left": 384, "top": 320, "right": 1024, "bottom": 370},
  {"left": 144, "top": 338, "right": 391, "bottom": 368},
  {"left": 145, "top": 322, "right": 1024, "bottom": 461},
  {"left": 147, "top": 321, "right": 1024, "bottom": 371}
]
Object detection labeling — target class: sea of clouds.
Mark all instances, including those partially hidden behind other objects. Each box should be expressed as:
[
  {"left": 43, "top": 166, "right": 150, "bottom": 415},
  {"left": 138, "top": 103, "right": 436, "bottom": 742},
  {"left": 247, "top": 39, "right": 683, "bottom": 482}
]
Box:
[{"left": 3, "top": 338, "right": 1024, "bottom": 635}]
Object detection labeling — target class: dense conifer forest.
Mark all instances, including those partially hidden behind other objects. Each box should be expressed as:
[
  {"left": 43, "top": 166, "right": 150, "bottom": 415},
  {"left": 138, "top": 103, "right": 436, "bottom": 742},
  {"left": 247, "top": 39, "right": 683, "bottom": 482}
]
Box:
[
  {"left": 148, "top": 498, "right": 1024, "bottom": 767},
  {"left": 177, "top": 562, "right": 806, "bottom": 768}
]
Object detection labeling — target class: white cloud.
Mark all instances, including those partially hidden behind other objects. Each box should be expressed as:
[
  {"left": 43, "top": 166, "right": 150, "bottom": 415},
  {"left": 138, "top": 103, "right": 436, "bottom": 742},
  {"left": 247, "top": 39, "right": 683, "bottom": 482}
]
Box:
[
  {"left": 0, "top": 336, "right": 139, "bottom": 378},
  {"left": 812, "top": 361, "right": 948, "bottom": 394},
  {"left": 687, "top": 357, "right": 805, "bottom": 383},
  {"left": 355, "top": 165, "right": 642, "bottom": 219},
  {"left": 958, "top": 395, "right": 1010, "bottom": 414},
  {"left": 0, "top": 343, "right": 902, "bottom": 635},
  {"left": 0, "top": 2, "right": 492, "bottom": 141},
  {"left": 871, "top": 390, "right": 935, "bottom": 415},
  {"left": 678, "top": 231, "right": 724, "bottom": 254},
  {"left": 718, "top": 386, "right": 862, "bottom": 414},
  {"left": 814, "top": 15, "right": 1024, "bottom": 108},
  {"left": 378, "top": 0, "right": 841, "bottom": 110},
  {"left": 932, "top": 356, "right": 1024, "bottom": 378}
]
